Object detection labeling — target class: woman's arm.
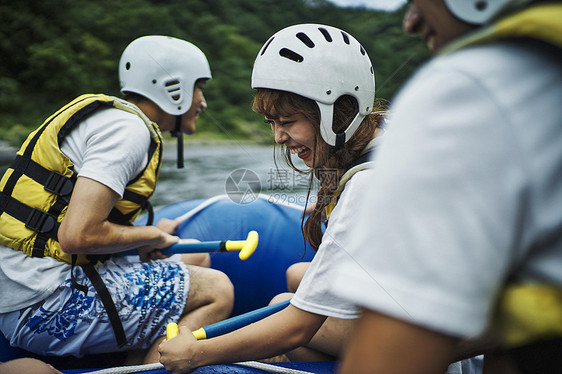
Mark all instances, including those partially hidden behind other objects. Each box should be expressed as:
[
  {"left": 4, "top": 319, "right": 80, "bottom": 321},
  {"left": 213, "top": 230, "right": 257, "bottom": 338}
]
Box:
[{"left": 159, "top": 304, "right": 327, "bottom": 374}]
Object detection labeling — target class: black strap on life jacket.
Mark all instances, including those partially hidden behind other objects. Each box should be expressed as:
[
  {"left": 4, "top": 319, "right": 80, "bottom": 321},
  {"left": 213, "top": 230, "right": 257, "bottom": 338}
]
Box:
[
  {"left": 80, "top": 261, "right": 128, "bottom": 347},
  {"left": 106, "top": 190, "right": 155, "bottom": 226},
  {"left": 70, "top": 255, "right": 90, "bottom": 294},
  {"left": 351, "top": 148, "right": 374, "bottom": 168},
  {"left": 0, "top": 155, "right": 77, "bottom": 257},
  {"left": 324, "top": 148, "right": 374, "bottom": 228}
]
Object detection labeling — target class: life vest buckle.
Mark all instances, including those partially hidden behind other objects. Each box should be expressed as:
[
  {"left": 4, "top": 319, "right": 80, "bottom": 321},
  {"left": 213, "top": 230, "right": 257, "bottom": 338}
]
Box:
[
  {"left": 25, "top": 208, "right": 56, "bottom": 234},
  {"left": 44, "top": 171, "right": 73, "bottom": 197}
]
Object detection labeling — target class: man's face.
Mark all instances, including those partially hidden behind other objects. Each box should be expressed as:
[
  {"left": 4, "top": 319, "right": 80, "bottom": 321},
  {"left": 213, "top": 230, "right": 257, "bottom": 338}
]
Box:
[
  {"left": 403, "top": 0, "right": 475, "bottom": 54},
  {"left": 181, "top": 79, "right": 208, "bottom": 135}
]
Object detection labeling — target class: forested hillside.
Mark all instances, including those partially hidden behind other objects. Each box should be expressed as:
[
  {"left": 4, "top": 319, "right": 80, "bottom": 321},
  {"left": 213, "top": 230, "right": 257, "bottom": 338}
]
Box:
[{"left": 0, "top": 0, "right": 429, "bottom": 145}]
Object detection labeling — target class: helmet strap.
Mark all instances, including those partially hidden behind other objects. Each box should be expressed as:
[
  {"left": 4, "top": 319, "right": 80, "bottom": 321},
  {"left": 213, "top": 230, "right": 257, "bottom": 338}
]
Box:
[
  {"left": 334, "top": 133, "right": 346, "bottom": 150},
  {"left": 171, "top": 116, "right": 184, "bottom": 169}
]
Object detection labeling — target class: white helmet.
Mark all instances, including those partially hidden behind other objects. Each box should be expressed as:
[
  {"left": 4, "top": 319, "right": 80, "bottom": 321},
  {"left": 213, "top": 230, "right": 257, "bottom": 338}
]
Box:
[
  {"left": 119, "top": 35, "right": 211, "bottom": 115},
  {"left": 251, "top": 24, "right": 375, "bottom": 147},
  {"left": 444, "top": 0, "right": 532, "bottom": 24}
]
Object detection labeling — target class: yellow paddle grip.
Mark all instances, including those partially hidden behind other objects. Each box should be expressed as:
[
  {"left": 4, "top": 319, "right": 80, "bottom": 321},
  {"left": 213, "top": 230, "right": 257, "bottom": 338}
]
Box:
[
  {"left": 225, "top": 230, "right": 259, "bottom": 260},
  {"left": 166, "top": 322, "right": 178, "bottom": 340}
]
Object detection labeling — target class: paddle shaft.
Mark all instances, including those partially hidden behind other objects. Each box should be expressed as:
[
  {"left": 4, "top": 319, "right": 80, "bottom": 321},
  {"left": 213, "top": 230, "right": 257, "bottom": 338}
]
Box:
[
  {"left": 192, "top": 299, "right": 291, "bottom": 340},
  {"left": 116, "top": 240, "right": 226, "bottom": 257}
]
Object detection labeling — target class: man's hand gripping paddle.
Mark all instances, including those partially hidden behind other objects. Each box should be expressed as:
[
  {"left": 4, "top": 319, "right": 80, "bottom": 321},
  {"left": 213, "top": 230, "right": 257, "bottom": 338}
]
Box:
[{"left": 117, "top": 230, "right": 259, "bottom": 260}]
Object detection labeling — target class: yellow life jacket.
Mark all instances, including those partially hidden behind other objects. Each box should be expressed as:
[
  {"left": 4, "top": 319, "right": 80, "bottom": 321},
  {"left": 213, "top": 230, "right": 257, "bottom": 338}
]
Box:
[
  {"left": 494, "top": 283, "right": 562, "bottom": 348},
  {"left": 325, "top": 142, "right": 377, "bottom": 221},
  {"left": 0, "top": 94, "right": 163, "bottom": 265},
  {"left": 440, "top": 4, "right": 562, "bottom": 350},
  {"left": 441, "top": 3, "right": 562, "bottom": 54}
]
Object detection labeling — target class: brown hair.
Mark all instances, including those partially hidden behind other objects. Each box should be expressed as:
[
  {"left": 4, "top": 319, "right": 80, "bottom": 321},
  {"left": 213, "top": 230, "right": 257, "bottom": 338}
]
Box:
[{"left": 253, "top": 88, "right": 385, "bottom": 250}]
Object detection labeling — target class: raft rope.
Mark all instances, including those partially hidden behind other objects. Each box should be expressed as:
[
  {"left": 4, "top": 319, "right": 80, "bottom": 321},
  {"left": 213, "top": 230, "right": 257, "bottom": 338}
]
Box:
[{"left": 83, "top": 360, "right": 315, "bottom": 374}]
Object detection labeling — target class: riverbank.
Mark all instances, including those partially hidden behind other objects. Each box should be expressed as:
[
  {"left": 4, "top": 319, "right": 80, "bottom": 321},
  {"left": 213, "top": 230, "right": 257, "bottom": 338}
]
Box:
[
  {"left": 0, "top": 142, "right": 16, "bottom": 165},
  {"left": 170, "top": 132, "right": 272, "bottom": 146},
  {"left": 0, "top": 134, "right": 272, "bottom": 164}
]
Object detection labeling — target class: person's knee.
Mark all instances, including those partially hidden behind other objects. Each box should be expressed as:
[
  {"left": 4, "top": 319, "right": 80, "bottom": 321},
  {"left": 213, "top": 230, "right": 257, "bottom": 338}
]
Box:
[
  {"left": 186, "top": 266, "right": 234, "bottom": 316},
  {"left": 212, "top": 269, "right": 235, "bottom": 309},
  {"left": 270, "top": 292, "right": 293, "bottom": 305},
  {"left": 286, "top": 262, "right": 310, "bottom": 293},
  {"left": 0, "top": 358, "right": 61, "bottom": 374},
  {"left": 181, "top": 253, "right": 210, "bottom": 267}
]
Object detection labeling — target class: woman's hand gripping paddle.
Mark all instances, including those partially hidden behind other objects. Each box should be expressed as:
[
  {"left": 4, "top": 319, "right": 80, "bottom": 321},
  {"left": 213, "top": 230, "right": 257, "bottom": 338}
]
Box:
[
  {"left": 165, "top": 299, "right": 290, "bottom": 341},
  {"left": 166, "top": 322, "right": 179, "bottom": 340}
]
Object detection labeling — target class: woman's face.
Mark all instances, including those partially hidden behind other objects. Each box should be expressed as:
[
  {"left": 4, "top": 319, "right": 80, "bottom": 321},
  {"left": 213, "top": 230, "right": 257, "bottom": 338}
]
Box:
[{"left": 266, "top": 112, "right": 322, "bottom": 168}]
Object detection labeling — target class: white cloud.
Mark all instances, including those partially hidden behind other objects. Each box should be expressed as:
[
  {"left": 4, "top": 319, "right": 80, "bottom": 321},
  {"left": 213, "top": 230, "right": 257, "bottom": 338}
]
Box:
[{"left": 328, "top": 0, "right": 406, "bottom": 11}]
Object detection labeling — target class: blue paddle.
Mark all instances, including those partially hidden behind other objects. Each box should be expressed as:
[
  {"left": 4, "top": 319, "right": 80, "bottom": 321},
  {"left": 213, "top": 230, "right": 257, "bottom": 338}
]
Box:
[
  {"left": 116, "top": 230, "right": 258, "bottom": 260},
  {"left": 166, "top": 299, "right": 291, "bottom": 340}
]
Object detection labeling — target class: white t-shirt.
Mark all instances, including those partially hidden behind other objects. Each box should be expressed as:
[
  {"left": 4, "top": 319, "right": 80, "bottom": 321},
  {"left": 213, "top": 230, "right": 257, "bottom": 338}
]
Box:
[
  {"left": 332, "top": 40, "right": 562, "bottom": 338},
  {"left": 291, "top": 169, "right": 376, "bottom": 320},
  {"left": 0, "top": 107, "right": 150, "bottom": 313}
]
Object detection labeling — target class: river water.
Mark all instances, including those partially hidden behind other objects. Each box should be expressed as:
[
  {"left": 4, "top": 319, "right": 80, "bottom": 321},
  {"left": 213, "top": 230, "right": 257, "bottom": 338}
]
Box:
[
  {"left": 0, "top": 141, "right": 314, "bottom": 210},
  {"left": 154, "top": 142, "right": 314, "bottom": 208}
]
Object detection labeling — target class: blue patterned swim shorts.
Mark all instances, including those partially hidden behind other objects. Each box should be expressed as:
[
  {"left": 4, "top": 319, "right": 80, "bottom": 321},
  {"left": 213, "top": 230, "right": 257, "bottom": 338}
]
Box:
[{"left": 0, "top": 256, "right": 189, "bottom": 357}]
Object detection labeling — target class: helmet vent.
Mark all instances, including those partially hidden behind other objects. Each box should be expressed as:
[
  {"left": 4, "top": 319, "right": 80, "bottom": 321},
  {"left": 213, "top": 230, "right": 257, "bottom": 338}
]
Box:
[
  {"left": 296, "top": 32, "right": 315, "bottom": 48},
  {"left": 475, "top": 1, "right": 487, "bottom": 11},
  {"left": 341, "top": 32, "right": 350, "bottom": 45},
  {"left": 261, "top": 37, "right": 275, "bottom": 55},
  {"left": 318, "top": 28, "right": 333, "bottom": 42},
  {"left": 360, "top": 46, "right": 366, "bottom": 56},
  {"left": 165, "top": 79, "right": 181, "bottom": 101},
  {"left": 279, "top": 48, "right": 304, "bottom": 63}
]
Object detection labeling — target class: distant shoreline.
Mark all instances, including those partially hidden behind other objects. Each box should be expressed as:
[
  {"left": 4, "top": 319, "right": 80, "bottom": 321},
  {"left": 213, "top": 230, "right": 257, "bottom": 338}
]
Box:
[
  {"left": 0, "top": 137, "right": 272, "bottom": 166},
  {"left": 0, "top": 142, "right": 16, "bottom": 164}
]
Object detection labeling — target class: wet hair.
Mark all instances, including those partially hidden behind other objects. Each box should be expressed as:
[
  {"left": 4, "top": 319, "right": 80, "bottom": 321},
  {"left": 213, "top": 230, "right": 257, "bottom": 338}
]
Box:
[{"left": 253, "top": 88, "right": 386, "bottom": 250}]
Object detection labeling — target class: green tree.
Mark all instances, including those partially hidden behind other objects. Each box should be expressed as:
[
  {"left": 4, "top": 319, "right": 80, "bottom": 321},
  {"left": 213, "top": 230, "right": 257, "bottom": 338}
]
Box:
[{"left": 0, "top": 0, "right": 428, "bottom": 146}]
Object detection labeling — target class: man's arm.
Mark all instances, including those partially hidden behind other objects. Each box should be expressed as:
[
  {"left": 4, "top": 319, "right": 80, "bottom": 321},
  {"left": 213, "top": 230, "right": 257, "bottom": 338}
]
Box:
[
  {"left": 339, "top": 308, "right": 457, "bottom": 374},
  {"left": 58, "top": 176, "right": 178, "bottom": 256}
]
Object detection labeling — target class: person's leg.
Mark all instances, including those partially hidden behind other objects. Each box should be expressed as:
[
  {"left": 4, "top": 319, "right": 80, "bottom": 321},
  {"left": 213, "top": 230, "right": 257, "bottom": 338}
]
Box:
[
  {"left": 285, "top": 317, "right": 354, "bottom": 361},
  {"left": 268, "top": 287, "right": 354, "bottom": 362},
  {"left": 143, "top": 263, "right": 234, "bottom": 363},
  {"left": 0, "top": 358, "right": 62, "bottom": 374},
  {"left": 286, "top": 262, "right": 310, "bottom": 293},
  {"left": 181, "top": 253, "right": 210, "bottom": 268},
  {"left": 0, "top": 257, "right": 231, "bottom": 365},
  {"left": 177, "top": 264, "right": 234, "bottom": 330}
]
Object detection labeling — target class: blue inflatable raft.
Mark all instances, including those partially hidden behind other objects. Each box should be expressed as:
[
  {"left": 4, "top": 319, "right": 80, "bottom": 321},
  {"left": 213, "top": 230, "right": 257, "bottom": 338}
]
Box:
[{"left": 0, "top": 195, "right": 337, "bottom": 373}]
